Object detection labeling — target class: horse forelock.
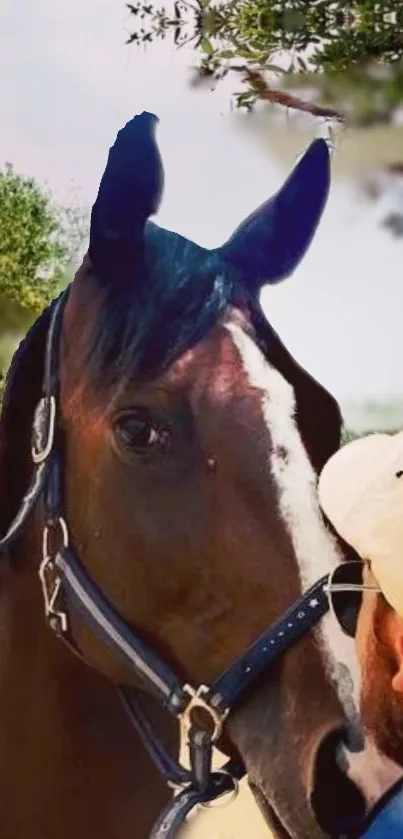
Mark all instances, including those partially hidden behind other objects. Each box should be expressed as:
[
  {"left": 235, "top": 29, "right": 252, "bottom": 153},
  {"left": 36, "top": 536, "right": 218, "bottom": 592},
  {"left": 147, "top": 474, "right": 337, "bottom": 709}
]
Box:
[{"left": 64, "top": 233, "right": 242, "bottom": 404}]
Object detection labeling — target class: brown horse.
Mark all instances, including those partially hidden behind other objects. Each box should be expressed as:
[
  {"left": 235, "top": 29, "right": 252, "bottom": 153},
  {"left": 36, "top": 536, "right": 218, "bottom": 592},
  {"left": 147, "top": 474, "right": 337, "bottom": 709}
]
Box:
[{"left": 0, "top": 113, "right": 399, "bottom": 839}]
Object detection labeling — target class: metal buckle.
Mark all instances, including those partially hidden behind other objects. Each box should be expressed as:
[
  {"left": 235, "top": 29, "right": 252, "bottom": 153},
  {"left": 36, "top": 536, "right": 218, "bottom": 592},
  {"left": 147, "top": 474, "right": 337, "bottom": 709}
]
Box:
[
  {"left": 201, "top": 769, "right": 239, "bottom": 809},
  {"left": 180, "top": 684, "right": 229, "bottom": 745},
  {"left": 32, "top": 396, "right": 56, "bottom": 464},
  {"left": 39, "top": 517, "right": 69, "bottom": 634}
]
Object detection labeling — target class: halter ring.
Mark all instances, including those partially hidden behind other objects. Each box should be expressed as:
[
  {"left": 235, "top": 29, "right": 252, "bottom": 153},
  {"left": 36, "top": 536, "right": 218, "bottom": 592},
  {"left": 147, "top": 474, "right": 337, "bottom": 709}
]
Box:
[
  {"left": 181, "top": 684, "right": 229, "bottom": 745},
  {"left": 201, "top": 769, "right": 240, "bottom": 809}
]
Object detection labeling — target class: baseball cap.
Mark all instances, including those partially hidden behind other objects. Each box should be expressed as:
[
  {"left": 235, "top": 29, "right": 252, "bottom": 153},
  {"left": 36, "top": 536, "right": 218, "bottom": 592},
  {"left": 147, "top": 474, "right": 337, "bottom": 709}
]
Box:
[{"left": 318, "top": 431, "right": 403, "bottom": 615}]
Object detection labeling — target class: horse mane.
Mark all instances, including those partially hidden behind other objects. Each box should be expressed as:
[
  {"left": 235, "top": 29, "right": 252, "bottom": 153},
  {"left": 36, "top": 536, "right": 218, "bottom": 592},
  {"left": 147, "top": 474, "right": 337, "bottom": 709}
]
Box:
[{"left": 0, "top": 300, "right": 55, "bottom": 534}]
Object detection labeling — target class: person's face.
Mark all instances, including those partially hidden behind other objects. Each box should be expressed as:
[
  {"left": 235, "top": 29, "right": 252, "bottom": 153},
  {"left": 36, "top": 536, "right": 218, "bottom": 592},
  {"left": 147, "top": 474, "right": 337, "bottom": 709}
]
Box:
[{"left": 357, "top": 563, "right": 403, "bottom": 766}]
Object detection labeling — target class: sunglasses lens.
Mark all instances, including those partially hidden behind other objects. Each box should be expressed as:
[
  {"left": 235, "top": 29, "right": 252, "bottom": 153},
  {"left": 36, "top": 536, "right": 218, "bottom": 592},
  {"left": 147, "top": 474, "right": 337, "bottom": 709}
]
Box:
[{"left": 329, "top": 563, "right": 364, "bottom": 638}]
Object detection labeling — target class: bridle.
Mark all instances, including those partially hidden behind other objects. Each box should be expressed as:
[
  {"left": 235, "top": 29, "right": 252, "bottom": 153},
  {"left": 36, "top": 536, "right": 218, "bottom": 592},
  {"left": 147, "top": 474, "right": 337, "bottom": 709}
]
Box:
[{"left": 0, "top": 289, "right": 340, "bottom": 839}]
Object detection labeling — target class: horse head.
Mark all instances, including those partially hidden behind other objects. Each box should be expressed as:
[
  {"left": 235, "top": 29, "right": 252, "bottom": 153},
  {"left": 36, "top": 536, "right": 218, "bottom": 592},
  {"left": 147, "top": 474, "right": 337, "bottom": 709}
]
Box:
[{"left": 0, "top": 113, "right": 397, "bottom": 839}]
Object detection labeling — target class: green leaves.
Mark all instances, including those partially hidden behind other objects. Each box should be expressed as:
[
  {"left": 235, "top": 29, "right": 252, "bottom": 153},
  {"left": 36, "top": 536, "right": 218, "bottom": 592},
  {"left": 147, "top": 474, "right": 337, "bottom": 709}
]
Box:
[
  {"left": 0, "top": 165, "right": 89, "bottom": 387},
  {"left": 0, "top": 164, "right": 88, "bottom": 316},
  {"left": 126, "top": 0, "right": 403, "bottom": 117},
  {"left": 201, "top": 37, "right": 213, "bottom": 54}
]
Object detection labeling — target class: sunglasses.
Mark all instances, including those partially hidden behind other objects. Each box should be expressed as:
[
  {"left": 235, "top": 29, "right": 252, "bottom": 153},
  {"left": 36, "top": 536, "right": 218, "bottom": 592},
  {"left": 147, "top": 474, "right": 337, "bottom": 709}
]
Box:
[{"left": 323, "top": 561, "right": 381, "bottom": 637}]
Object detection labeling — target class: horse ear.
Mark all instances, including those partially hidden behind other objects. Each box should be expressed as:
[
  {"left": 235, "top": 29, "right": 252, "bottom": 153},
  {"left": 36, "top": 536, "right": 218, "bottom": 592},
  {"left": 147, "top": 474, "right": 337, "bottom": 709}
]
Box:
[
  {"left": 0, "top": 308, "right": 51, "bottom": 536},
  {"left": 89, "top": 112, "right": 164, "bottom": 284},
  {"left": 219, "top": 139, "right": 331, "bottom": 290}
]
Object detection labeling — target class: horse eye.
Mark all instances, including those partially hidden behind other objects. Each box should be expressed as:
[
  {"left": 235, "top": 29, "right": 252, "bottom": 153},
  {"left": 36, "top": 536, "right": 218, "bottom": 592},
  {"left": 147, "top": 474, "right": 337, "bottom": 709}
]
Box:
[{"left": 114, "top": 411, "right": 167, "bottom": 453}]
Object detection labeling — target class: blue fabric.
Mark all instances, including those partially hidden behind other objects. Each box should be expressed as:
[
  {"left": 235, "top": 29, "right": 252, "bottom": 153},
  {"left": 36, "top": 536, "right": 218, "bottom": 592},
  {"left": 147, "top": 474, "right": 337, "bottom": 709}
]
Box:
[{"left": 359, "top": 782, "right": 403, "bottom": 838}]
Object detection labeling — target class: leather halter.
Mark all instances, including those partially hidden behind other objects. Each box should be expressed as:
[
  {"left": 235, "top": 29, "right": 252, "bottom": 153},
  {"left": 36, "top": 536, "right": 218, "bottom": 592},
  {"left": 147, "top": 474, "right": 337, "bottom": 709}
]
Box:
[{"left": 0, "top": 289, "right": 332, "bottom": 838}]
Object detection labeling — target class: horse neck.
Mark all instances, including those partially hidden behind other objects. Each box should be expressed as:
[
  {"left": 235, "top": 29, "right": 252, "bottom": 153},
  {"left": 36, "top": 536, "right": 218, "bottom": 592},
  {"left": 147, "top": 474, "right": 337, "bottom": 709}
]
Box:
[{"left": 0, "top": 530, "right": 175, "bottom": 839}]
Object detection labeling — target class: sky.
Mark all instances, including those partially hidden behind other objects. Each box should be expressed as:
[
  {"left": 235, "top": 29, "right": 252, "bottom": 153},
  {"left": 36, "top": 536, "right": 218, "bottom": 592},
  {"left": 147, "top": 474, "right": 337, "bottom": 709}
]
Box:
[{"left": 1, "top": 0, "right": 402, "bottom": 422}]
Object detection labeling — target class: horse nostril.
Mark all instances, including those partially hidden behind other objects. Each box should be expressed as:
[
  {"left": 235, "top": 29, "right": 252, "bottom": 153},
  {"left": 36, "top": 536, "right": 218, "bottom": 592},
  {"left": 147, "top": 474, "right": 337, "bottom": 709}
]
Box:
[{"left": 309, "top": 726, "right": 367, "bottom": 837}]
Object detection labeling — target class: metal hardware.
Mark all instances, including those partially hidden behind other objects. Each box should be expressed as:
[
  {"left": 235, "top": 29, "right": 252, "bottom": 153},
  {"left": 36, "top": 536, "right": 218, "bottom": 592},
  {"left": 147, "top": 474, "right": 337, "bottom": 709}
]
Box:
[
  {"left": 39, "top": 517, "right": 69, "bottom": 634},
  {"left": 180, "top": 684, "right": 229, "bottom": 745},
  {"left": 42, "top": 516, "right": 69, "bottom": 557},
  {"left": 201, "top": 769, "right": 239, "bottom": 809},
  {"left": 32, "top": 396, "right": 56, "bottom": 464}
]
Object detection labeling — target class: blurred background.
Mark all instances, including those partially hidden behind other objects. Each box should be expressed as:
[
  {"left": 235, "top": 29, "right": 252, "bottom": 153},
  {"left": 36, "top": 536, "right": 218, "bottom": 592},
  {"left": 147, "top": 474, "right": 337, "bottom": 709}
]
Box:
[{"left": 1, "top": 0, "right": 402, "bottom": 437}]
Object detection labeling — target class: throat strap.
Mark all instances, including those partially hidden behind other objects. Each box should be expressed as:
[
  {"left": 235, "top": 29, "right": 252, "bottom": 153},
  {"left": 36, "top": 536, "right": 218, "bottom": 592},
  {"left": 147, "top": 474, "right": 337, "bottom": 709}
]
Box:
[{"left": 0, "top": 462, "right": 46, "bottom": 554}]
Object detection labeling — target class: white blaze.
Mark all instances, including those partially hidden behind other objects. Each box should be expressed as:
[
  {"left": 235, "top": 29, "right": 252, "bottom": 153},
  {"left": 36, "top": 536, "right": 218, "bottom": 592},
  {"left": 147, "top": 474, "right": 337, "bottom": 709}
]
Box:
[{"left": 225, "top": 320, "right": 402, "bottom": 802}]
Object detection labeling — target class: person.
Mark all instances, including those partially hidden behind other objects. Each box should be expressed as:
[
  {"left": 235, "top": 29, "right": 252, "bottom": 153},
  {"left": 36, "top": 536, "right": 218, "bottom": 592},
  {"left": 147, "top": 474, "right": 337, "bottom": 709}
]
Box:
[{"left": 318, "top": 430, "right": 403, "bottom": 838}]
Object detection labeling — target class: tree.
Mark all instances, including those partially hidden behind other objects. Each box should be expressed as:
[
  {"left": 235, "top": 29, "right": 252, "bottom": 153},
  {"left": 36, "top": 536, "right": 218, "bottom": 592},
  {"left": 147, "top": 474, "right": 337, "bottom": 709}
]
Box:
[
  {"left": 0, "top": 164, "right": 88, "bottom": 315},
  {"left": 0, "top": 164, "right": 89, "bottom": 388},
  {"left": 126, "top": 1, "right": 403, "bottom": 120}
]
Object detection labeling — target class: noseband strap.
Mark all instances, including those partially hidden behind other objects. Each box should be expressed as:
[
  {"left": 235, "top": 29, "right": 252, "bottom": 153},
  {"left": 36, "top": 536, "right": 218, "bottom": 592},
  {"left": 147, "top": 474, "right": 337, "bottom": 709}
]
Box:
[{"left": 0, "top": 287, "right": 335, "bottom": 839}]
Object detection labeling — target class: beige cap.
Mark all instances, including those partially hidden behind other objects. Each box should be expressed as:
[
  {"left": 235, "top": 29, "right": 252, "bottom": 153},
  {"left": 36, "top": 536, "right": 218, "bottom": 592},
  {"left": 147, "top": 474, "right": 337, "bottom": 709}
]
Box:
[{"left": 318, "top": 431, "right": 403, "bottom": 615}]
